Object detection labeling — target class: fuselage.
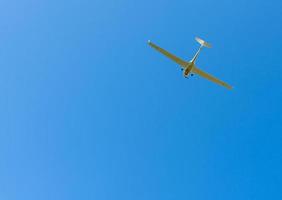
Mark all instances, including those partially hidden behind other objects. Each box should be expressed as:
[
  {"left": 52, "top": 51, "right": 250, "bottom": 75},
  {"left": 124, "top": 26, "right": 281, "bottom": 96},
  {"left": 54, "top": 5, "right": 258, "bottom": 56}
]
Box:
[
  {"left": 183, "top": 62, "right": 194, "bottom": 77},
  {"left": 182, "top": 45, "right": 204, "bottom": 77}
]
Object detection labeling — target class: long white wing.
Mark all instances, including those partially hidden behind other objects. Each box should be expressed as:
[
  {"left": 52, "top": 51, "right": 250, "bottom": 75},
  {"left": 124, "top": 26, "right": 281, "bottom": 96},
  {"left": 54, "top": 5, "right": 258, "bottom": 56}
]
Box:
[
  {"left": 192, "top": 66, "right": 232, "bottom": 90},
  {"left": 148, "top": 41, "right": 187, "bottom": 67}
]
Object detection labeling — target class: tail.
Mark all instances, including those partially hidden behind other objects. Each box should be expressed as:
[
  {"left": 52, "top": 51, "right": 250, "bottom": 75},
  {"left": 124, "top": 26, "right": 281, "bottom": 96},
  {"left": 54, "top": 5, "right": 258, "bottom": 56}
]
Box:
[{"left": 195, "top": 37, "right": 212, "bottom": 48}]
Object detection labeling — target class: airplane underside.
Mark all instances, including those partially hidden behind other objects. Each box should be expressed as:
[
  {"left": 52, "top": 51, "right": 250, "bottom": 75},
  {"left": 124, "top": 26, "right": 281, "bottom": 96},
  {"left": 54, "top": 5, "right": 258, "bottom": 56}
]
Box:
[
  {"left": 148, "top": 38, "right": 232, "bottom": 89},
  {"left": 182, "top": 63, "right": 194, "bottom": 78}
]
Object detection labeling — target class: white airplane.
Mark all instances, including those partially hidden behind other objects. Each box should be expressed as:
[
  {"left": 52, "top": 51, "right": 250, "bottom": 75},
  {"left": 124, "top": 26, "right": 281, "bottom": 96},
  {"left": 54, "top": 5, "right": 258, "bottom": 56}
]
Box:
[{"left": 148, "top": 37, "right": 232, "bottom": 90}]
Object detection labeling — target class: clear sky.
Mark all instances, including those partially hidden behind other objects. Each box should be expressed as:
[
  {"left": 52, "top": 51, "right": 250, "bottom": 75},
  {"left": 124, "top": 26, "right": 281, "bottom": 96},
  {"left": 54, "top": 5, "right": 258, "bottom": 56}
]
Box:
[{"left": 0, "top": 0, "right": 282, "bottom": 199}]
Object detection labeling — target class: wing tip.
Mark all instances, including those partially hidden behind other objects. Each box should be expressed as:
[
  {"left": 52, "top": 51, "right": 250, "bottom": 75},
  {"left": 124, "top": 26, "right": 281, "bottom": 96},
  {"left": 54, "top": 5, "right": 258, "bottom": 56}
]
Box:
[{"left": 225, "top": 84, "right": 233, "bottom": 90}]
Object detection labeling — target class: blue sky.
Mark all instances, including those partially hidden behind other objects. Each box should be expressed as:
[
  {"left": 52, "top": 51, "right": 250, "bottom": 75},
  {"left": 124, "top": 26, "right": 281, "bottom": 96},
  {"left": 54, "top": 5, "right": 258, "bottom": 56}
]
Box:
[{"left": 0, "top": 0, "right": 282, "bottom": 199}]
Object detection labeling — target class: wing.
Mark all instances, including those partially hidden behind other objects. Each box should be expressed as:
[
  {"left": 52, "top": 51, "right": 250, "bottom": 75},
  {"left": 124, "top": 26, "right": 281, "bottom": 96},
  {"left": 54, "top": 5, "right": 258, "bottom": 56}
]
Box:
[
  {"left": 192, "top": 66, "right": 232, "bottom": 90},
  {"left": 148, "top": 41, "right": 187, "bottom": 67}
]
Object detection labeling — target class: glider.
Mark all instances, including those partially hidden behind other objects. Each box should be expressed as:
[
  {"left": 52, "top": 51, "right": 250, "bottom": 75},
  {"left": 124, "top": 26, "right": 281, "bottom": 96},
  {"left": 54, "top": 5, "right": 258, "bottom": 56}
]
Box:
[{"left": 148, "top": 37, "right": 232, "bottom": 90}]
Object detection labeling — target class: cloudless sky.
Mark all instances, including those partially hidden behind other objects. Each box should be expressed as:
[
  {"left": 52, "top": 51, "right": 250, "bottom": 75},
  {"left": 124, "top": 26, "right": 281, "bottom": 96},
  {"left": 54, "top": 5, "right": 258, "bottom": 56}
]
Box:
[{"left": 0, "top": 0, "right": 282, "bottom": 199}]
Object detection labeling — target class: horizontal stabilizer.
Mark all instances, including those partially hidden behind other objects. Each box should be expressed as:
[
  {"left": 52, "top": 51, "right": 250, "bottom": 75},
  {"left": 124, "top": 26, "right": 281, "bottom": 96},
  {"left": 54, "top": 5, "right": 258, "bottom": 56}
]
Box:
[{"left": 195, "top": 37, "right": 212, "bottom": 48}]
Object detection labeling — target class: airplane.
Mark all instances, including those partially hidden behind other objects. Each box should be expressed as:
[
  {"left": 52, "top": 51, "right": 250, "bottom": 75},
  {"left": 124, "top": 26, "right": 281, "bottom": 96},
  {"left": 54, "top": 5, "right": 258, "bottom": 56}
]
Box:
[{"left": 148, "top": 37, "right": 232, "bottom": 90}]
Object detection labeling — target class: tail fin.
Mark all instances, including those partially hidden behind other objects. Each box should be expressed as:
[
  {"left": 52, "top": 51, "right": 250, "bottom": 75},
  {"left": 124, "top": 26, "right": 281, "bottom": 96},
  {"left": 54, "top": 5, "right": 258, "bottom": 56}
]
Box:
[{"left": 195, "top": 37, "right": 212, "bottom": 48}]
